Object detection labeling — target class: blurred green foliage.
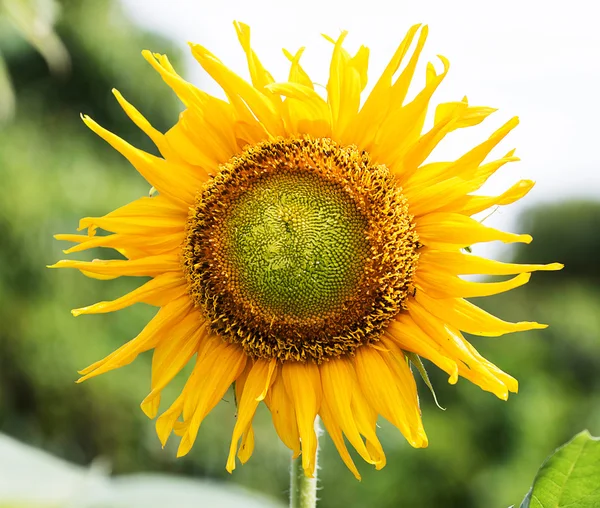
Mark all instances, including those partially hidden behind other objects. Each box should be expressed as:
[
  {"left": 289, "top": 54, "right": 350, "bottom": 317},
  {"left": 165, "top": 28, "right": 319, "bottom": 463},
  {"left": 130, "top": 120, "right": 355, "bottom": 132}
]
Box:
[{"left": 0, "top": 1, "right": 598, "bottom": 507}]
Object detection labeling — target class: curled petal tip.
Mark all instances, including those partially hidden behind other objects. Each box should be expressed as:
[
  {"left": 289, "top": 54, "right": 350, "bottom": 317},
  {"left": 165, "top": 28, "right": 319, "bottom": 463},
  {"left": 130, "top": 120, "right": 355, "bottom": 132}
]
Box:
[{"left": 520, "top": 234, "right": 533, "bottom": 244}]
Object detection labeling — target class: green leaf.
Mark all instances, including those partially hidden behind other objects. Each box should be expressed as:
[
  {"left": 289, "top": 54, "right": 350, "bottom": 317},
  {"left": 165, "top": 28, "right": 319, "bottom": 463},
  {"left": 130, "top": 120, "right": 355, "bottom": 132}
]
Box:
[
  {"left": 520, "top": 430, "right": 600, "bottom": 508},
  {"left": 406, "top": 352, "right": 445, "bottom": 410}
]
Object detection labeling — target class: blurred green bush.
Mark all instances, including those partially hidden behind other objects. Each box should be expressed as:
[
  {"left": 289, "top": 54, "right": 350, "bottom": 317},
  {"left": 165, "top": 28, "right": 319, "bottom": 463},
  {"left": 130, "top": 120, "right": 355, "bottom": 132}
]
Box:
[{"left": 0, "top": 1, "right": 598, "bottom": 507}]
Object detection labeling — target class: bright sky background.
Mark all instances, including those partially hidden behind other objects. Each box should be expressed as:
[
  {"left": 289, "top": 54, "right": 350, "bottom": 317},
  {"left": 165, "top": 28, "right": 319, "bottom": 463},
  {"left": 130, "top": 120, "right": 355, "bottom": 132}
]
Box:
[{"left": 121, "top": 0, "right": 599, "bottom": 255}]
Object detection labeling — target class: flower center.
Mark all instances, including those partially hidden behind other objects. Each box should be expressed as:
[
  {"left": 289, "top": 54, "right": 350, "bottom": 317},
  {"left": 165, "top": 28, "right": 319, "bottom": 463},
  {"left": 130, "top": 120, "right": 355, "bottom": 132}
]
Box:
[
  {"left": 183, "top": 137, "right": 420, "bottom": 362},
  {"left": 222, "top": 171, "right": 370, "bottom": 319}
]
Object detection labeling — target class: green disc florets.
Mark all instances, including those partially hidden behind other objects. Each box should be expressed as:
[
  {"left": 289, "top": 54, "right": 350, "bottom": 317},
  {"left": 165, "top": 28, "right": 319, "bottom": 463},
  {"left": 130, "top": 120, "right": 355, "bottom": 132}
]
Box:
[
  {"left": 223, "top": 171, "right": 369, "bottom": 320},
  {"left": 183, "top": 137, "right": 420, "bottom": 362}
]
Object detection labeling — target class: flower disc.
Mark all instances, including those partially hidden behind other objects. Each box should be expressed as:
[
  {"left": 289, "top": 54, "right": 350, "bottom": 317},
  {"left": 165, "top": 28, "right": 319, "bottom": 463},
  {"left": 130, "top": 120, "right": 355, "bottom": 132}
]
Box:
[{"left": 183, "top": 137, "right": 420, "bottom": 362}]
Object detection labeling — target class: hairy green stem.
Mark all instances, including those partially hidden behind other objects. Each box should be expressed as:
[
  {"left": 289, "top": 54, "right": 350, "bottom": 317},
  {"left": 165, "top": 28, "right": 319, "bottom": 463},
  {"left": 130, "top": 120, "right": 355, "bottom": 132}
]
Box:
[{"left": 290, "top": 417, "right": 321, "bottom": 508}]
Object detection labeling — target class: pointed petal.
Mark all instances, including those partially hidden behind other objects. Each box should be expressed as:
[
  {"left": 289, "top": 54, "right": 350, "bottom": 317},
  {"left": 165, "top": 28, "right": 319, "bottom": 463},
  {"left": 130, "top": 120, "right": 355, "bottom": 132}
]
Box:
[
  {"left": 320, "top": 358, "right": 374, "bottom": 465},
  {"left": 282, "top": 362, "right": 322, "bottom": 477},
  {"left": 81, "top": 115, "right": 202, "bottom": 205},
  {"left": 414, "top": 290, "right": 547, "bottom": 337},
  {"left": 177, "top": 339, "right": 247, "bottom": 457},
  {"left": 420, "top": 250, "right": 563, "bottom": 276},
  {"left": 189, "top": 43, "right": 284, "bottom": 137},
  {"left": 447, "top": 180, "right": 536, "bottom": 216},
  {"left": 385, "top": 316, "right": 459, "bottom": 384},
  {"left": 283, "top": 47, "right": 313, "bottom": 89},
  {"left": 416, "top": 212, "right": 532, "bottom": 249},
  {"left": 354, "top": 346, "right": 426, "bottom": 448},
  {"left": 77, "top": 296, "right": 192, "bottom": 381},
  {"left": 226, "top": 359, "right": 276, "bottom": 472},
  {"left": 49, "top": 255, "right": 180, "bottom": 278},
  {"left": 264, "top": 372, "right": 301, "bottom": 457},
  {"left": 416, "top": 268, "right": 531, "bottom": 299},
  {"left": 319, "top": 397, "right": 361, "bottom": 480},
  {"left": 265, "top": 82, "right": 332, "bottom": 138},
  {"left": 408, "top": 302, "right": 514, "bottom": 399},
  {"left": 71, "top": 272, "right": 186, "bottom": 316},
  {"left": 141, "top": 314, "right": 207, "bottom": 418}
]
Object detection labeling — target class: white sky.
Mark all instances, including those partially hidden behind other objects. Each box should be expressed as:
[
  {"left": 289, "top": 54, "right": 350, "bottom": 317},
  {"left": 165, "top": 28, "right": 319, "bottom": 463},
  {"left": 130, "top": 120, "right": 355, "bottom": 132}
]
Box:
[{"left": 120, "top": 0, "right": 600, "bottom": 251}]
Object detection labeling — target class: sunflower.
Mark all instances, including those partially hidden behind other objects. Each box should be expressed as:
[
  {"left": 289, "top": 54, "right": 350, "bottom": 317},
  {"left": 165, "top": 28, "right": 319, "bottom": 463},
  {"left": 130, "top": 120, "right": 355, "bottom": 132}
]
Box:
[{"left": 51, "top": 22, "right": 562, "bottom": 480}]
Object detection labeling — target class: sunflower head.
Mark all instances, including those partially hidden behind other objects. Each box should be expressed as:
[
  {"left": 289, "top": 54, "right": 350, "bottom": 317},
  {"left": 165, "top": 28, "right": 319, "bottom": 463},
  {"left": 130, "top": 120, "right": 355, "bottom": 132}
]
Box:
[
  {"left": 183, "top": 136, "right": 419, "bottom": 362},
  {"left": 51, "top": 21, "right": 562, "bottom": 480}
]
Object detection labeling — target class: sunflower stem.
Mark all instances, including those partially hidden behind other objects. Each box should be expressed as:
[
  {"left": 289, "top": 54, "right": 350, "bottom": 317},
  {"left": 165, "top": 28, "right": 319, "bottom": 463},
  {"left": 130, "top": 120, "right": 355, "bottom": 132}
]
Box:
[{"left": 290, "top": 416, "right": 321, "bottom": 508}]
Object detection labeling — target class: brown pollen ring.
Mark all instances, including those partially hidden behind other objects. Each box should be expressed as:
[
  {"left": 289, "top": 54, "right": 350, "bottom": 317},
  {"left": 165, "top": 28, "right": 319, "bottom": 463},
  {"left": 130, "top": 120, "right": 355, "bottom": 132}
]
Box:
[{"left": 182, "top": 137, "right": 420, "bottom": 363}]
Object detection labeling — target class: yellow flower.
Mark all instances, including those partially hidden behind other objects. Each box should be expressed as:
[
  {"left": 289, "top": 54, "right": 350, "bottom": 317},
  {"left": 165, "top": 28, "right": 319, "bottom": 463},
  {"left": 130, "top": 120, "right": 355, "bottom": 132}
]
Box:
[{"left": 51, "top": 22, "right": 562, "bottom": 480}]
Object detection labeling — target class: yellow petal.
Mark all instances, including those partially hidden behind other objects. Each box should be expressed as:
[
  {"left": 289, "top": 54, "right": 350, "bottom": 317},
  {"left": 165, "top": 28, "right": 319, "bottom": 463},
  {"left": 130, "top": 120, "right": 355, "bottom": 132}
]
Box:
[
  {"left": 77, "top": 295, "right": 192, "bottom": 381},
  {"left": 281, "top": 361, "right": 322, "bottom": 477},
  {"left": 141, "top": 314, "right": 207, "bottom": 418},
  {"left": 320, "top": 358, "right": 374, "bottom": 465},
  {"left": 142, "top": 50, "right": 239, "bottom": 166},
  {"left": 58, "top": 232, "right": 185, "bottom": 259},
  {"left": 433, "top": 99, "right": 496, "bottom": 132},
  {"left": 226, "top": 359, "right": 276, "bottom": 472},
  {"left": 326, "top": 31, "right": 370, "bottom": 140},
  {"left": 155, "top": 393, "right": 185, "bottom": 447},
  {"left": 443, "top": 179, "right": 536, "bottom": 216},
  {"left": 408, "top": 301, "right": 513, "bottom": 399},
  {"left": 420, "top": 250, "right": 563, "bottom": 276},
  {"left": 376, "top": 55, "right": 450, "bottom": 172},
  {"left": 416, "top": 268, "right": 531, "bottom": 299},
  {"left": 350, "top": 385, "right": 386, "bottom": 470},
  {"left": 378, "top": 339, "right": 428, "bottom": 446},
  {"left": 71, "top": 272, "right": 186, "bottom": 316},
  {"left": 319, "top": 397, "right": 361, "bottom": 480},
  {"left": 404, "top": 118, "right": 519, "bottom": 214},
  {"left": 283, "top": 47, "right": 313, "bottom": 89},
  {"left": 189, "top": 43, "right": 284, "bottom": 137},
  {"left": 350, "top": 24, "right": 425, "bottom": 148},
  {"left": 385, "top": 317, "right": 459, "bottom": 384},
  {"left": 265, "top": 82, "right": 332, "bottom": 138},
  {"left": 112, "top": 89, "right": 185, "bottom": 164},
  {"left": 264, "top": 372, "right": 301, "bottom": 457},
  {"left": 233, "top": 21, "right": 277, "bottom": 92},
  {"left": 48, "top": 255, "right": 180, "bottom": 278},
  {"left": 399, "top": 100, "right": 469, "bottom": 177},
  {"left": 414, "top": 290, "right": 547, "bottom": 337},
  {"left": 237, "top": 426, "right": 255, "bottom": 464},
  {"left": 416, "top": 212, "right": 532, "bottom": 249},
  {"left": 177, "top": 339, "right": 247, "bottom": 457},
  {"left": 78, "top": 195, "right": 187, "bottom": 235},
  {"left": 81, "top": 115, "right": 202, "bottom": 205},
  {"left": 353, "top": 346, "right": 426, "bottom": 448}
]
